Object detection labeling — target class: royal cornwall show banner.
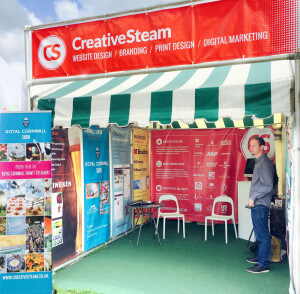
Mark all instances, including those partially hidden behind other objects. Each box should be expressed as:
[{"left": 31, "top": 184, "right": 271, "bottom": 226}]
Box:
[
  {"left": 31, "top": 0, "right": 299, "bottom": 79},
  {"left": 83, "top": 127, "right": 110, "bottom": 251},
  {"left": 110, "top": 125, "right": 131, "bottom": 238},
  {"left": 0, "top": 112, "right": 52, "bottom": 294}
]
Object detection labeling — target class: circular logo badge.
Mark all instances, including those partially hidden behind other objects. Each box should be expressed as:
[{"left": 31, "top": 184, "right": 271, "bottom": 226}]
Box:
[
  {"left": 241, "top": 127, "right": 275, "bottom": 160},
  {"left": 156, "top": 139, "right": 162, "bottom": 145},
  {"left": 156, "top": 161, "right": 162, "bottom": 167},
  {"left": 38, "top": 35, "right": 66, "bottom": 70},
  {"left": 156, "top": 185, "right": 162, "bottom": 192}
]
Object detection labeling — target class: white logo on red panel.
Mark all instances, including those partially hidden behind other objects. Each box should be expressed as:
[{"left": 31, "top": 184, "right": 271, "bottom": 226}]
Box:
[
  {"left": 222, "top": 183, "right": 228, "bottom": 191},
  {"left": 221, "top": 204, "right": 228, "bottom": 214},
  {"left": 156, "top": 185, "right": 162, "bottom": 192},
  {"left": 194, "top": 203, "right": 202, "bottom": 212},
  {"left": 156, "top": 161, "right": 162, "bottom": 167},
  {"left": 195, "top": 182, "right": 202, "bottom": 190},
  {"left": 221, "top": 140, "right": 231, "bottom": 145},
  {"left": 206, "top": 162, "right": 217, "bottom": 168},
  {"left": 208, "top": 172, "right": 215, "bottom": 180},
  {"left": 241, "top": 127, "right": 275, "bottom": 160},
  {"left": 156, "top": 139, "right": 162, "bottom": 145},
  {"left": 38, "top": 35, "right": 66, "bottom": 70}
]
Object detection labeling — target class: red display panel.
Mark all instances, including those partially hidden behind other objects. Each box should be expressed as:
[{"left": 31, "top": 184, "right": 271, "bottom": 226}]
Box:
[{"left": 150, "top": 129, "right": 248, "bottom": 223}]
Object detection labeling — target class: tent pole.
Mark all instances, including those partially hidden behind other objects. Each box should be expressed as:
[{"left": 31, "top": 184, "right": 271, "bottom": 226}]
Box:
[
  {"left": 24, "top": 26, "right": 32, "bottom": 111},
  {"left": 293, "top": 58, "right": 300, "bottom": 293}
]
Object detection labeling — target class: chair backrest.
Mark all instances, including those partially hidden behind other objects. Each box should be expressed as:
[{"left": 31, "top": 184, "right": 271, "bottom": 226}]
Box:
[
  {"left": 158, "top": 194, "right": 180, "bottom": 214},
  {"left": 211, "top": 195, "right": 234, "bottom": 218}
]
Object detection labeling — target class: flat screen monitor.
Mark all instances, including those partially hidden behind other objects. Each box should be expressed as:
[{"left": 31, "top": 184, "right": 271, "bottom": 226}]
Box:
[{"left": 244, "top": 158, "right": 255, "bottom": 177}]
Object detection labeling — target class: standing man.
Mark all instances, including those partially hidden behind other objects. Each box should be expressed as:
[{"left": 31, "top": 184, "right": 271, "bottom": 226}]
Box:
[{"left": 247, "top": 136, "right": 275, "bottom": 273}]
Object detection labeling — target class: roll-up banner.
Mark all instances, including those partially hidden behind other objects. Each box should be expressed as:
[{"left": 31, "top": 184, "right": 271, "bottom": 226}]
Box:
[
  {"left": 0, "top": 112, "right": 52, "bottom": 294},
  {"left": 132, "top": 128, "right": 150, "bottom": 202},
  {"left": 285, "top": 117, "right": 294, "bottom": 276},
  {"left": 31, "top": 0, "right": 299, "bottom": 80},
  {"left": 82, "top": 128, "right": 110, "bottom": 251},
  {"left": 51, "top": 128, "right": 82, "bottom": 268},
  {"left": 110, "top": 125, "right": 132, "bottom": 238}
]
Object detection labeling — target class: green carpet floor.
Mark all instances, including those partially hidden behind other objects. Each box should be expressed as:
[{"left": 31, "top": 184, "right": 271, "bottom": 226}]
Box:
[{"left": 53, "top": 222, "right": 290, "bottom": 294}]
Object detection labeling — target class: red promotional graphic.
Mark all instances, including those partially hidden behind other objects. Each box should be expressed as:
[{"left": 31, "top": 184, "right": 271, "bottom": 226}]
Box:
[
  {"left": 31, "top": 0, "right": 299, "bottom": 79},
  {"left": 150, "top": 129, "right": 248, "bottom": 223},
  {"left": 150, "top": 127, "right": 276, "bottom": 222}
]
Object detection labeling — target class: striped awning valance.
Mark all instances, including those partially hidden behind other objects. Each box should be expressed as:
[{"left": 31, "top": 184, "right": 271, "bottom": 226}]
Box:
[{"left": 33, "top": 60, "right": 293, "bottom": 128}]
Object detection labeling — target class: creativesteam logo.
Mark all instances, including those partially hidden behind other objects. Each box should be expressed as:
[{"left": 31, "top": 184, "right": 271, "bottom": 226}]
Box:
[{"left": 38, "top": 35, "right": 66, "bottom": 70}]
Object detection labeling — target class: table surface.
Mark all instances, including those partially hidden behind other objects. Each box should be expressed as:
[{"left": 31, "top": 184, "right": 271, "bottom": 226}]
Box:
[
  {"left": 127, "top": 201, "right": 164, "bottom": 246},
  {"left": 127, "top": 201, "right": 165, "bottom": 209}
]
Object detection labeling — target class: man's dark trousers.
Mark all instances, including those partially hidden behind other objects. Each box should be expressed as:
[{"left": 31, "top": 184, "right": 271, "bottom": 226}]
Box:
[{"left": 251, "top": 204, "right": 271, "bottom": 268}]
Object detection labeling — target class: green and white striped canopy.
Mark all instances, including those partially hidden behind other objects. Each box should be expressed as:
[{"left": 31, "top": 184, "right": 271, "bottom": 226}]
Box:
[{"left": 33, "top": 60, "right": 293, "bottom": 129}]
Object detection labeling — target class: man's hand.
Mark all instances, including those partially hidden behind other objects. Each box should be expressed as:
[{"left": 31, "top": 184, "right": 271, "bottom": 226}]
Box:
[{"left": 248, "top": 198, "right": 254, "bottom": 207}]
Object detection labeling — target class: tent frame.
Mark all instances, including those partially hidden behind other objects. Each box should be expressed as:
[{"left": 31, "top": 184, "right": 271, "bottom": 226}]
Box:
[{"left": 24, "top": 1, "right": 300, "bottom": 290}]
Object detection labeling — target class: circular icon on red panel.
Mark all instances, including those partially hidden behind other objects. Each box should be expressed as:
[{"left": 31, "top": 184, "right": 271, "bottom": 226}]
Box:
[
  {"left": 156, "top": 161, "right": 162, "bottom": 167},
  {"left": 156, "top": 139, "right": 162, "bottom": 145},
  {"left": 156, "top": 185, "right": 162, "bottom": 192},
  {"left": 38, "top": 35, "right": 66, "bottom": 70}
]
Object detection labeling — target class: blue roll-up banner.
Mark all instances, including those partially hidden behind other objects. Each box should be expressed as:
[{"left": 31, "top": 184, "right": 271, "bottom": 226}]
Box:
[
  {"left": 0, "top": 112, "right": 52, "bottom": 294},
  {"left": 110, "top": 125, "right": 132, "bottom": 237},
  {"left": 83, "top": 127, "right": 110, "bottom": 251}
]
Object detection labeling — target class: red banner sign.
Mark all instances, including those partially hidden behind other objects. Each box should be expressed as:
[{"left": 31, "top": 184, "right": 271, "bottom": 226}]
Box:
[
  {"left": 31, "top": 0, "right": 299, "bottom": 80},
  {"left": 150, "top": 128, "right": 249, "bottom": 222},
  {"left": 150, "top": 127, "right": 277, "bottom": 222}
]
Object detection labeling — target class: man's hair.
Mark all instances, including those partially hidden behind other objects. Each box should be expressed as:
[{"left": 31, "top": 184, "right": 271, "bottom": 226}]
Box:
[{"left": 251, "top": 136, "right": 265, "bottom": 146}]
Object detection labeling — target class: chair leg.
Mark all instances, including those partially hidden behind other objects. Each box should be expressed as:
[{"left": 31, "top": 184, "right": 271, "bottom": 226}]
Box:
[
  {"left": 163, "top": 217, "right": 166, "bottom": 239},
  {"left": 177, "top": 217, "right": 180, "bottom": 233},
  {"left": 225, "top": 220, "right": 228, "bottom": 244},
  {"left": 232, "top": 218, "right": 238, "bottom": 239},
  {"left": 182, "top": 216, "right": 185, "bottom": 238},
  {"left": 212, "top": 220, "right": 214, "bottom": 236},
  {"left": 205, "top": 218, "right": 207, "bottom": 241}
]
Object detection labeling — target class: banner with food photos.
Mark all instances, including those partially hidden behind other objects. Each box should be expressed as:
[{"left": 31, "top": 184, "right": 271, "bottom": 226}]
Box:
[
  {"left": 83, "top": 127, "right": 110, "bottom": 251},
  {"left": 0, "top": 112, "right": 52, "bottom": 294},
  {"left": 110, "top": 125, "right": 132, "bottom": 238}
]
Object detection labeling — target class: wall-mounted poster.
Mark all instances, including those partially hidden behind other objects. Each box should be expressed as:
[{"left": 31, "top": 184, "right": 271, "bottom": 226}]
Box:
[
  {"left": 83, "top": 127, "right": 110, "bottom": 251},
  {"left": 151, "top": 128, "right": 276, "bottom": 222},
  {"left": 110, "top": 125, "right": 132, "bottom": 237},
  {"left": 132, "top": 128, "right": 150, "bottom": 202},
  {"left": 51, "top": 127, "right": 82, "bottom": 268},
  {"left": 151, "top": 128, "right": 247, "bottom": 222},
  {"left": 0, "top": 112, "right": 52, "bottom": 294}
]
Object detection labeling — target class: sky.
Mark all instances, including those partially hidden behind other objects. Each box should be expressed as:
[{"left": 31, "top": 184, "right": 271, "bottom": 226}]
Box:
[{"left": 0, "top": 0, "right": 184, "bottom": 82}]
